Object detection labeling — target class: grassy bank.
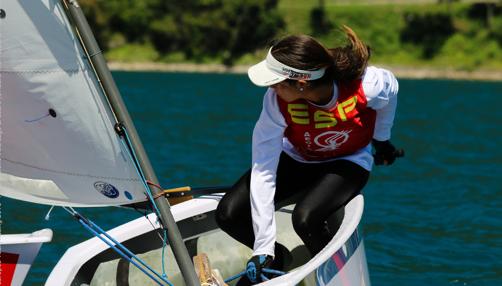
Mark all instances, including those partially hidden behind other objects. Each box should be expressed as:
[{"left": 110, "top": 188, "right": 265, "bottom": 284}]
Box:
[{"left": 105, "top": 1, "right": 502, "bottom": 76}]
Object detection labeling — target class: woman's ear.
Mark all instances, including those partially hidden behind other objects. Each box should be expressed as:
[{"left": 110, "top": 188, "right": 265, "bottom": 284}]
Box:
[{"left": 296, "top": 80, "right": 308, "bottom": 89}]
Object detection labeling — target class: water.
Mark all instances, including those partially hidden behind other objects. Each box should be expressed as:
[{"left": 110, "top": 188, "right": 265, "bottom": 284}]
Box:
[{"left": 1, "top": 72, "right": 501, "bottom": 285}]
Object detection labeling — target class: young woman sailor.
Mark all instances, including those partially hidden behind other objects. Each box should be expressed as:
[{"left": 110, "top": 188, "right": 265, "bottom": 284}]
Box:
[{"left": 216, "top": 26, "right": 400, "bottom": 284}]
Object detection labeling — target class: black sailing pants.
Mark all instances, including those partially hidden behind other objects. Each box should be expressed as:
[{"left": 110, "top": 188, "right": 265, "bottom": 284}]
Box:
[{"left": 215, "top": 152, "right": 370, "bottom": 256}]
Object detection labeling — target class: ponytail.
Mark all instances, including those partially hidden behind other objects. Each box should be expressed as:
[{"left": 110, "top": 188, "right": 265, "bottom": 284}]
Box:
[
  {"left": 269, "top": 26, "right": 370, "bottom": 86},
  {"left": 329, "top": 25, "right": 371, "bottom": 83}
]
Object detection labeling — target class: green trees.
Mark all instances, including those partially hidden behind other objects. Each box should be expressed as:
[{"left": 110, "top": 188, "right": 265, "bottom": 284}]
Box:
[
  {"left": 400, "top": 12, "right": 455, "bottom": 59},
  {"left": 310, "top": 0, "right": 332, "bottom": 36},
  {"left": 80, "top": 0, "right": 284, "bottom": 64},
  {"left": 79, "top": 0, "right": 501, "bottom": 70}
]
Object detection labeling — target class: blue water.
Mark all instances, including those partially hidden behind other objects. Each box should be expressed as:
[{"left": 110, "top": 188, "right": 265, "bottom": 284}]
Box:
[{"left": 2, "top": 72, "right": 501, "bottom": 285}]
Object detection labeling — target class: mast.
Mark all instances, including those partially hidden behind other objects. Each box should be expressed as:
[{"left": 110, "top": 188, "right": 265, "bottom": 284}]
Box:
[{"left": 62, "top": 1, "right": 200, "bottom": 285}]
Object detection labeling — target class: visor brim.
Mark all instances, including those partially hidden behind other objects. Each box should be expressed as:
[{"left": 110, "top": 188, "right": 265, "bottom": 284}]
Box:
[{"left": 247, "top": 60, "right": 287, "bottom": 87}]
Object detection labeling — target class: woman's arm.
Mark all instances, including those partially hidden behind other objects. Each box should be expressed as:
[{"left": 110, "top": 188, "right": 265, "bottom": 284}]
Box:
[
  {"left": 363, "top": 66, "right": 399, "bottom": 141},
  {"left": 250, "top": 89, "right": 287, "bottom": 257}
]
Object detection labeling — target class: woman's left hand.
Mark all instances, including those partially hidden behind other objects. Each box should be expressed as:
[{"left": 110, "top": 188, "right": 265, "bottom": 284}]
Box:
[
  {"left": 246, "top": 255, "right": 273, "bottom": 283},
  {"left": 372, "top": 139, "right": 404, "bottom": 165}
]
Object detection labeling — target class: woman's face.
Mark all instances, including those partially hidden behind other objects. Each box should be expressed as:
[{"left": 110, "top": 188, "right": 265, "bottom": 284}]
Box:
[
  {"left": 272, "top": 80, "right": 330, "bottom": 105},
  {"left": 271, "top": 81, "right": 304, "bottom": 102}
]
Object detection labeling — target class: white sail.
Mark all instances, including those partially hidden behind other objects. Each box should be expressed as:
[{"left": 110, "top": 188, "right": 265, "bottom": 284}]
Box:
[{"left": 0, "top": 0, "right": 147, "bottom": 206}]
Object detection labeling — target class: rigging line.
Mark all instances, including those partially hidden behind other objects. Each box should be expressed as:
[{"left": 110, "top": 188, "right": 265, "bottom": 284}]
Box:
[
  {"left": 118, "top": 126, "right": 171, "bottom": 277},
  {"left": 132, "top": 206, "right": 165, "bottom": 243},
  {"left": 62, "top": 0, "right": 120, "bottom": 126},
  {"left": 118, "top": 126, "right": 163, "bottom": 219},
  {"left": 223, "top": 268, "right": 286, "bottom": 283},
  {"left": 119, "top": 128, "right": 166, "bottom": 230},
  {"left": 85, "top": 49, "right": 103, "bottom": 59},
  {"left": 84, "top": 216, "right": 171, "bottom": 283},
  {"left": 64, "top": 207, "right": 174, "bottom": 286},
  {"left": 161, "top": 229, "right": 168, "bottom": 278},
  {"left": 152, "top": 219, "right": 167, "bottom": 244},
  {"left": 262, "top": 268, "right": 287, "bottom": 276},
  {"left": 44, "top": 206, "right": 55, "bottom": 221},
  {"left": 25, "top": 108, "right": 57, "bottom": 123},
  {"left": 224, "top": 271, "right": 247, "bottom": 283},
  {"left": 78, "top": 218, "right": 170, "bottom": 286},
  {"left": 25, "top": 113, "right": 50, "bottom": 123},
  {"left": 147, "top": 180, "right": 163, "bottom": 190},
  {"left": 132, "top": 207, "right": 168, "bottom": 249}
]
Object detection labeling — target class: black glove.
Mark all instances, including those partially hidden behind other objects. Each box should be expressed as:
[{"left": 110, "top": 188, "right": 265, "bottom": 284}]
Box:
[
  {"left": 372, "top": 139, "right": 402, "bottom": 166},
  {"left": 246, "top": 254, "right": 273, "bottom": 284}
]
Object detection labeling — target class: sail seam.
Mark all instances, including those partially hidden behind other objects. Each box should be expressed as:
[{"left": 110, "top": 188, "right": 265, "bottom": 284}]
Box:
[
  {"left": 0, "top": 69, "right": 81, "bottom": 74},
  {"left": 1, "top": 157, "right": 140, "bottom": 182}
]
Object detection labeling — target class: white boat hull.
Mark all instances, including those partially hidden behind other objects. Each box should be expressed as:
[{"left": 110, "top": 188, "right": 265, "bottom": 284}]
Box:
[
  {"left": 315, "top": 234, "right": 370, "bottom": 286},
  {"left": 0, "top": 229, "right": 53, "bottom": 286},
  {"left": 47, "top": 195, "right": 370, "bottom": 286}
]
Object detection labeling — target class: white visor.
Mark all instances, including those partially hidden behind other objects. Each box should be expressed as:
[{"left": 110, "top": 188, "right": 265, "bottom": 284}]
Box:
[{"left": 248, "top": 47, "right": 326, "bottom": 87}]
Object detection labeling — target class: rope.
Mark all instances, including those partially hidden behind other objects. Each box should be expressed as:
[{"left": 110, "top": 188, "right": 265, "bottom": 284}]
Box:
[
  {"left": 117, "top": 125, "right": 171, "bottom": 280},
  {"left": 262, "top": 268, "right": 286, "bottom": 276},
  {"left": 224, "top": 271, "right": 246, "bottom": 283},
  {"left": 261, "top": 274, "right": 269, "bottom": 281},
  {"left": 64, "top": 207, "right": 174, "bottom": 286},
  {"left": 118, "top": 126, "right": 163, "bottom": 218},
  {"left": 224, "top": 268, "right": 287, "bottom": 283},
  {"left": 44, "top": 206, "right": 55, "bottom": 221},
  {"left": 161, "top": 229, "right": 168, "bottom": 278},
  {"left": 87, "top": 49, "right": 103, "bottom": 58},
  {"left": 147, "top": 180, "right": 162, "bottom": 190},
  {"left": 25, "top": 113, "right": 51, "bottom": 123}
]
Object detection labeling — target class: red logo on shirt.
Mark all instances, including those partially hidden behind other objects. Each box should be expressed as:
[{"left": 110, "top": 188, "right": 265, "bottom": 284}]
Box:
[
  {"left": 314, "top": 130, "right": 352, "bottom": 151},
  {"left": 278, "top": 80, "right": 376, "bottom": 160}
]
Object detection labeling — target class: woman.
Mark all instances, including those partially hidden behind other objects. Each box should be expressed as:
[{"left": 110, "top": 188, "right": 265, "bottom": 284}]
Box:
[{"left": 216, "top": 26, "right": 400, "bottom": 284}]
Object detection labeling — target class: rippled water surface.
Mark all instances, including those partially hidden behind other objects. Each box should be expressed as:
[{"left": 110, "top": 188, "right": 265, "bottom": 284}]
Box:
[{"left": 2, "top": 72, "right": 501, "bottom": 285}]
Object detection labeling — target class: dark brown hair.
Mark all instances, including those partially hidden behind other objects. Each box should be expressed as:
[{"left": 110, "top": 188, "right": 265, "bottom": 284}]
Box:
[{"left": 271, "top": 25, "right": 370, "bottom": 85}]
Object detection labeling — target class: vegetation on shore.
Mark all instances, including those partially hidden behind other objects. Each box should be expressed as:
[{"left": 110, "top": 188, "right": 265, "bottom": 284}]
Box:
[{"left": 81, "top": 0, "right": 502, "bottom": 72}]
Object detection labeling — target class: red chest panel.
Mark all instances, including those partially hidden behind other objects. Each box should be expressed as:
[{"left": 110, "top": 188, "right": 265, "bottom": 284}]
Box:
[{"left": 278, "top": 80, "right": 376, "bottom": 160}]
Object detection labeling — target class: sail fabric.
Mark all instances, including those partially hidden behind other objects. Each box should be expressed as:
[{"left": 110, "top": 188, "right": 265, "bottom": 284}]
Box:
[{"left": 0, "top": 0, "right": 147, "bottom": 206}]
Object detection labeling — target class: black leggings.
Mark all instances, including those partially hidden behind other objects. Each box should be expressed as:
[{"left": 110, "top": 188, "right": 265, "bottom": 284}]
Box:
[{"left": 215, "top": 152, "right": 370, "bottom": 256}]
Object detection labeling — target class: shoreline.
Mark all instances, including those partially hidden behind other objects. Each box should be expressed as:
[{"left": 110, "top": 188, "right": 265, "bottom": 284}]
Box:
[{"left": 108, "top": 62, "right": 502, "bottom": 82}]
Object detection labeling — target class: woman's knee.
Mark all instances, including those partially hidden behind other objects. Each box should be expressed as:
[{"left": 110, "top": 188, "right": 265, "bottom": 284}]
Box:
[
  {"left": 291, "top": 207, "right": 316, "bottom": 236},
  {"left": 215, "top": 198, "right": 238, "bottom": 228},
  {"left": 216, "top": 170, "right": 252, "bottom": 228}
]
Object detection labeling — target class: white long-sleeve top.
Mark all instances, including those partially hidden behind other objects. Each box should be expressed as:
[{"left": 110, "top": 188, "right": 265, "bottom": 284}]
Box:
[{"left": 250, "top": 66, "right": 399, "bottom": 257}]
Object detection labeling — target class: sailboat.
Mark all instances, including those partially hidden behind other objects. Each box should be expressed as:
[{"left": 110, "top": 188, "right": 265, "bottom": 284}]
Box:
[
  {"left": 0, "top": 0, "right": 371, "bottom": 285},
  {"left": 0, "top": 229, "right": 53, "bottom": 286}
]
